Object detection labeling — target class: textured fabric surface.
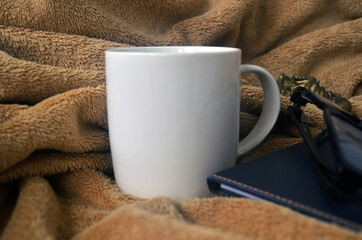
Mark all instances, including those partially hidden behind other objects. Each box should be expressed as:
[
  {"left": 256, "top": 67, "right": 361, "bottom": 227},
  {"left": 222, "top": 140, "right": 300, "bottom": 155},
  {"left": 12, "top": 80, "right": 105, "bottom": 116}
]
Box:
[{"left": 0, "top": 0, "right": 361, "bottom": 239}]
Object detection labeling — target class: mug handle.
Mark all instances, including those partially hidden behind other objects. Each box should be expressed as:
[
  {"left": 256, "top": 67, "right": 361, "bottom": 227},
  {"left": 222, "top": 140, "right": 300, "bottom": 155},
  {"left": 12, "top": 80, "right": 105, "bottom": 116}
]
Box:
[{"left": 237, "top": 64, "right": 280, "bottom": 157}]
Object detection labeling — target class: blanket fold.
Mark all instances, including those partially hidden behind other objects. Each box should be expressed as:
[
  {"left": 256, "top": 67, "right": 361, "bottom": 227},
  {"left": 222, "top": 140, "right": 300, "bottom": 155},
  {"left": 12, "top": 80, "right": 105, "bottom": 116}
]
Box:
[{"left": 0, "top": 0, "right": 361, "bottom": 239}]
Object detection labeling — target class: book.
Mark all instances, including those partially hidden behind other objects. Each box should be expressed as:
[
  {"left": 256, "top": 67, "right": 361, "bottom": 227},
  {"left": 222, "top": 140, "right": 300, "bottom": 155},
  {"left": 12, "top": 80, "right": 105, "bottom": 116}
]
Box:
[{"left": 207, "top": 142, "right": 362, "bottom": 231}]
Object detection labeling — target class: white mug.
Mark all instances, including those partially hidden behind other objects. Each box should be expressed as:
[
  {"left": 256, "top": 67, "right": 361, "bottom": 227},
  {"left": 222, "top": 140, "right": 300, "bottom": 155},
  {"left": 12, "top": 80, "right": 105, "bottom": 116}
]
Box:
[{"left": 106, "top": 46, "right": 280, "bottom": 200}]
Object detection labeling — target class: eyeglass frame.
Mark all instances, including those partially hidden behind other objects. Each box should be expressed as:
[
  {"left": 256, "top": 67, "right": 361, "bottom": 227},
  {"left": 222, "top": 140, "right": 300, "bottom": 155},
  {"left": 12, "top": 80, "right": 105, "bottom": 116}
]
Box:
[{"left": 288, "top": 87, "right": 362, "bottom": 201}]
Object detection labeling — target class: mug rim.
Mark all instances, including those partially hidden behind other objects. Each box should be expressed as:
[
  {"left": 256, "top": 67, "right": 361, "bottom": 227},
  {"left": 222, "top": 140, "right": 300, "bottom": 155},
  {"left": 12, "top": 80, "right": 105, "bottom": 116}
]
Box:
[{"left": 106, "top": 46, "right": 241, "bottom": 55}]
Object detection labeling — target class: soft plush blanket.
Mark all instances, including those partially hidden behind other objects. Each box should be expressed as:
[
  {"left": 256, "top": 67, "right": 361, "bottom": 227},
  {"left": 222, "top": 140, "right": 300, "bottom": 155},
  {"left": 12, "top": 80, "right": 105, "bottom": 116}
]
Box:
[{"left": 0, "top": 0, "right": 361, "bottom": 239}]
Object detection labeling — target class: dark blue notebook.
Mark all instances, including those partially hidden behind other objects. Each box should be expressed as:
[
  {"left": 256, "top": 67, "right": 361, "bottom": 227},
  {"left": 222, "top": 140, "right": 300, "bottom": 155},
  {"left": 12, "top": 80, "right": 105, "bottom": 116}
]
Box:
[{"left": 207, "top": 142, "right": 362, "bottom": 231}]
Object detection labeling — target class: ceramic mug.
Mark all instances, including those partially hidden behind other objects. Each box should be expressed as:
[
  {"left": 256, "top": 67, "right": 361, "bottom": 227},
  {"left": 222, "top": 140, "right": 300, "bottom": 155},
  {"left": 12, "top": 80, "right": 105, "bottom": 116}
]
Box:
[{"left": 105, "top": 46, "right": 280, "bottom": 200}]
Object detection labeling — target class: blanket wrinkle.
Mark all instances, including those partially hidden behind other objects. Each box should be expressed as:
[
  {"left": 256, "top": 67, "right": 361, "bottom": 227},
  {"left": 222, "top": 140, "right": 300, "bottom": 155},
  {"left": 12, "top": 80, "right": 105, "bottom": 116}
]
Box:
[
  {"left": 131, "top": 197, "right": 188, "bottom": 222},
  {"left": 0, "top": 25, "right": 127, "bottom": 71},
  {"left": 1, "top": 177, "right": 64, "bottom": 240},
  {"left": 245, "top": 18, "right": 362, "bottom": 94},
  {"left": 0, "top": 51, "right": 106, "bottom": 104},
  {"left": 48, "top": 170, "right": 141, "bottom": 210},
  {"left": 351, "top": 95, "right": 362, "bottom": 116},
  {"left": 0, "top": 105, "right": 28, "bottom": 123},
  {"left": 0, "top": 151, "right": 112, "bottom": 183},
  {"left": 0, "top": 85, "right": 109, "bottom": 172},
  {"left": 0, "top": 0, "right": 362, "bottom": 239},
  {"left": 0, "top": 0, "right": 211, "bottom": 46},
  {"left": 72, "top": 203, "right": 244, "bottom": 240},
  {"left": 181, "top": 197, "right": 359, "bottom": 239}
]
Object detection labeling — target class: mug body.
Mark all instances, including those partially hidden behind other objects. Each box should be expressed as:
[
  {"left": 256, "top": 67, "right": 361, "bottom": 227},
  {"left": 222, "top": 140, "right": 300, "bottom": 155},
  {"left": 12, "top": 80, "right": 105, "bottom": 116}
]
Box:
[{"left": 106, "top": 46, "right": 241, "bottom": 199}]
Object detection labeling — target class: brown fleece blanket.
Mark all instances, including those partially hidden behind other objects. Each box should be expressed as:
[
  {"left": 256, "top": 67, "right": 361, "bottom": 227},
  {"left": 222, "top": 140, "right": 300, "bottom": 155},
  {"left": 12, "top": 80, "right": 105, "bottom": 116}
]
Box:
[{"left": 0, "top": 0, "right": 361, "bottom": 239}]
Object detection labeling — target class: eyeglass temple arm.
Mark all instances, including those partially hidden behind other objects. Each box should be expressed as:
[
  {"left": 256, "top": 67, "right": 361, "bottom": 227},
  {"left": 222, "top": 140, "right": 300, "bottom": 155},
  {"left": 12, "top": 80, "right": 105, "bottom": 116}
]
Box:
[
  {"left": 288, "top": 105, "right": 338, "bottom": 183},
  {"left": 289, "top": 88, "right": 335, "bottom": 174},
  {"left": 288, "top": 106, "right": 326, "bottom": 167}
]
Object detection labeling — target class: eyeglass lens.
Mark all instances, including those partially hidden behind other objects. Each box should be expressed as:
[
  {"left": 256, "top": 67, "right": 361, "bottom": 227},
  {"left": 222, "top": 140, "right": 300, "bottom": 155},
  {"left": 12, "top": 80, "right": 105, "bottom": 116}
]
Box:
[{"left": 329, "top": 114, "right": 362, "bottom": 176}]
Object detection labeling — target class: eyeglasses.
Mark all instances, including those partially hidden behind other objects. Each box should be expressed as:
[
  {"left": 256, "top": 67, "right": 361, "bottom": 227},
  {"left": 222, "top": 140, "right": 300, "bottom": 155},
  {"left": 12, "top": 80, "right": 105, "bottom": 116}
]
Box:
[{"left": 289, "top": 87, "right": 362, "bottom": 201}]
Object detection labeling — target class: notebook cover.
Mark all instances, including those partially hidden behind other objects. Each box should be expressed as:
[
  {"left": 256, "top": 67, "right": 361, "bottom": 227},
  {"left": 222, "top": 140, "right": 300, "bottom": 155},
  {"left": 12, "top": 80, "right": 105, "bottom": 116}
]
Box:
[{"left": 207, "top": 142, "right": 362, "bottom": 231}]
